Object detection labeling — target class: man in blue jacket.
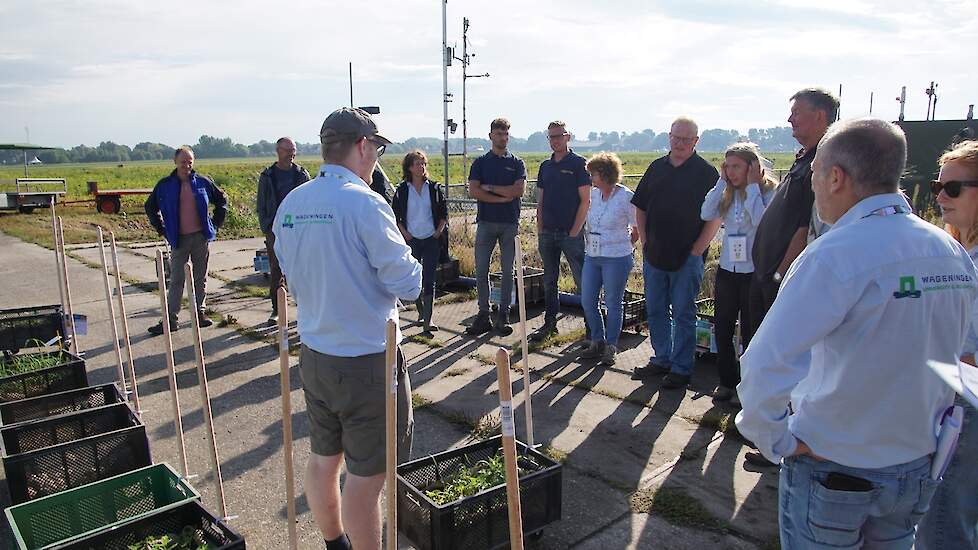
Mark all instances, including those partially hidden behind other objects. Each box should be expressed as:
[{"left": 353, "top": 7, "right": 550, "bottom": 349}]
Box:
[{"left": 145, "top": 146, "right": 228, "bottom": 335}]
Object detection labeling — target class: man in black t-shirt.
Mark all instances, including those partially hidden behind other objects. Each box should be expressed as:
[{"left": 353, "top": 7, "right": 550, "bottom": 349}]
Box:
[
  {"left": 631, "top": 117, "right": 721, "bottom": 389},
  {"left": 750, "top": 88, "right": 839, "bottom": 334}
]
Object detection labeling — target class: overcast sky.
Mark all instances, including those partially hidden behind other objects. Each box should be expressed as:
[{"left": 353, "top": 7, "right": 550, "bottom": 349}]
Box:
[{"left": 1, "top": 0, "right": 975, "bottom": 148}]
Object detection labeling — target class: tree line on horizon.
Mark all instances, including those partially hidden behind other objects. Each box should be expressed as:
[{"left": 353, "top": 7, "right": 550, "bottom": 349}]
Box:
[{"left": 0, "top": 126, "right": 799, "bottom": 165}]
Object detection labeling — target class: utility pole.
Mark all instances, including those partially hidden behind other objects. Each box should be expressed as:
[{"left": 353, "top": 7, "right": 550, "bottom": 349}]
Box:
[
  {"left": 869, "top": 92, "right": 874, "bottom": 115},
  {"left": 441, "top": 0, "right": 452, "bottom": 198},
  {"left": 454, "top": 17, "right": 489, "bottom": 188},
  {"left": 837, "top": 84, "right": 842, "bottom": 121},
  {"left": 23, "top": 126, "right": 29, "bottom": 177},
  {"left": 349, "top": 62, "right": 354, "bottom": 107},
  {"left": 896, "top": 86, "right": 906, "bottom": 122},
  {"left": 925, "top": 81, "right": 938, "bottom": 120}
]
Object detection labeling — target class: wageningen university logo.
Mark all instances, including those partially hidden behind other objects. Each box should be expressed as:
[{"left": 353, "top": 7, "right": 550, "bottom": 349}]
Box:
[
  {"left": 281, "top": 212, "right": 335, "bottom": 229},
  {"left": 893, "top": 273, "right": 975, "bottom": 299}
]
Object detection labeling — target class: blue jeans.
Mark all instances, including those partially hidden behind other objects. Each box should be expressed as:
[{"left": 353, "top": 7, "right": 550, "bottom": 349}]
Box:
[
  {"left": 916, "top": 399, "right": 978, "bottom": 549},
  {"left": 538, "top": 229, "right": 585, "bottom": 324},
  {"left": 582, "top": 254, "right": 633, "bottom": 346},
  {"left": 475, "top": 221, "right": 518, "bottom": 319},
  {"left": 644, "top": 254, "right": 704, "bottom": 376},
  {"left": 780, "top": 454, "right": 939, "bottom": 549}
]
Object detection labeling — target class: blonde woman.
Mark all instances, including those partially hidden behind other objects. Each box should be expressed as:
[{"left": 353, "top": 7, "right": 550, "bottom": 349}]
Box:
[
  {"left": 917, "top": 140, "right": 978, "bottom": 549},
  {"left": 580, "top": 153, "right": 639, "bottom": 365},
  {"left": 700, "top": 143, "right": 776, "bottom": 402}
]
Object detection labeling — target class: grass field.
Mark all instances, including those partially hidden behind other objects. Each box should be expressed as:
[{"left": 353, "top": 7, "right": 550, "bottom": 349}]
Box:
[{"left": 0, "top": 151, "right": 796, "bottom": 299}]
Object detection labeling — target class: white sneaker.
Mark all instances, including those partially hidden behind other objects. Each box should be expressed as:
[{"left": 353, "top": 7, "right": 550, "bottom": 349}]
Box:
[{"left": 267, "top": 314, "right": 279, "bottom": 325}]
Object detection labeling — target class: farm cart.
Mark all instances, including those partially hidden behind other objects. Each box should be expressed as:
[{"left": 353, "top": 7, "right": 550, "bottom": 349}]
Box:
[
  {"left": 86, "top": 180, "right": 154, "bottom": 214},
  {"left": 0, "top": 178, "right": 66, "bottom": 214}
]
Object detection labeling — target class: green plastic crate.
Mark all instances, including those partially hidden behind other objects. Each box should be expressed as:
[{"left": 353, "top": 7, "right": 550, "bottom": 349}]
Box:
[{"left": 5, "top": 462, "right": 200, "bottom": 550}]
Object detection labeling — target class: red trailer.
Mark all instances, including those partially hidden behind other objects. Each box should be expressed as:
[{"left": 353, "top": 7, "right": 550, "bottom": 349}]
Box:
[{"left": 87, "top": 181, "right": 154, "bottom": 214}]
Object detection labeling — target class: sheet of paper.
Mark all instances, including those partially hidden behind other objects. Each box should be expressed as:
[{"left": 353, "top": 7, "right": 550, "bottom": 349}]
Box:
[
  {"left": 959, "top": 361, "right": 978, "bottom": 406},
  {"left": 927, "top": 359, "right": 977, "bottom": 408}
]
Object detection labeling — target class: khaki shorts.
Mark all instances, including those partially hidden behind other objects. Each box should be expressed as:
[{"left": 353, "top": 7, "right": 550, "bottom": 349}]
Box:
[{"left": 299, "top": 345, "right": 414, "bottom": 477}]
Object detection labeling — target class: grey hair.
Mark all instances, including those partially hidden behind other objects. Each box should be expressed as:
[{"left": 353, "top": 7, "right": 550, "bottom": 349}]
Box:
[
  {"left": 817, "top": 117, "right": 907, "bottom": 195},
  {"left": 671, "top": 116, "right": 698, "bottom": 136},
  {"left": 791, "top": 88, "right": 840, "bottom": 123}
]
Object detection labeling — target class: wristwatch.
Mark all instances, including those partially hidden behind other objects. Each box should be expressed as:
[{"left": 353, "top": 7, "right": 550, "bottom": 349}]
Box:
[{"left": 772, "top": 271, "right": 783, "bottom": 283}]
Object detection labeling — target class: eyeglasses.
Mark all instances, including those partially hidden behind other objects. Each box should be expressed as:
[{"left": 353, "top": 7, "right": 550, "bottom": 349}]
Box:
[
  {"left": 366, "top": 137, "right": 386, "bottom": 157},
  {"left": 669, "top": 134, "right": 697, "bottom": 144},
  {"left": 548, "top": 132, "right": 569, "bottom": 140},
  {"left": 930, "top": 179, "right": 978, "bottom": 198}
]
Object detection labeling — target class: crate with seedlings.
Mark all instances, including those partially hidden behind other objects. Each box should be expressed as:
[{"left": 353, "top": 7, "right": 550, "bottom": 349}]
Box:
[
  {"left": 0, "top": 305, "right": 66, "bottom": 355},
  {"left": 1, "top": 402, "right": 151, "bottom": 503},
  {"left": 0, "top": 347, "right": 87, "bottom": 404},
  {"left": 695, "top": 298, "right": 717, "bottom": 354},
  {"left": 5, "top": 463, "right": 201, "bottom": 550},
  {"left": 0, "top": 383, "right": 124, "bottom": 427}
]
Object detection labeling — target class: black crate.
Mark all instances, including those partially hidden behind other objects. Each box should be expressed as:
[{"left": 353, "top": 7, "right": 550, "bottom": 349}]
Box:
[
  {"left": 397, "top": 435, "right": 562, "bottom": 550},
  {"left": 489, "top": 267, "right": 544, "bottom": 307},
  {"left": 695, "top": 298, "right": 715, "bottom": 323},
  {"left": 0, "top": 305, "right": 65, "bottom": 354},
  {"left": 50, "top": 501, "right": 245, "bottom": 550},
  {"left": 1, "top": 402, "right": 151, "bottom": 504},
  {"left": 598, "top": 290, "right": 646, "bottom": 332},
  {"left": 1, "top": 383, "right": 123, "bottom": 427},
  {"left": 435, "top": 259, "right": 460, "bottom": 286},
  {"left": 0, "top": 352, "right": 88, "bottom": 404}
]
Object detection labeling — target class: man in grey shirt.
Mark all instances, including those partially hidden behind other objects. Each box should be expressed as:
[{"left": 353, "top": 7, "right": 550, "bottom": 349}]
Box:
[{"left": 257, "top": 137, "right": 311, "bottom": 323}]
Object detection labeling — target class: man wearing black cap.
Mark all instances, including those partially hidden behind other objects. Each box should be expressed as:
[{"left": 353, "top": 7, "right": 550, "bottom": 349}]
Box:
[{"left": 273, "top": 107, "right": 422, "bottom": 550}]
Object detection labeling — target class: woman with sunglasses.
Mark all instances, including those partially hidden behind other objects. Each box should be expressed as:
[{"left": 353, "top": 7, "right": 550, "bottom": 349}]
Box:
[
  {"left": 700, "top": 143, "right": 777, "bottom": 404},
  {"left": 392, "top": 150, "right": 449, "bottom": 336},
  {"left": 917, "top": 140, "right": 978, "bottom": 550}
]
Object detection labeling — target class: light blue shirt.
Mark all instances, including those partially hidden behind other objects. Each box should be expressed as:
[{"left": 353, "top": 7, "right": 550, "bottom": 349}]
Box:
[
  {"left": 406, "top": 181, "right": 435, "bottom": 239},
  {"left": 736, "top": 192, "right": 977, "bottom": 468},
  {"left": 964, "top": 246, "right": 978, "bottom": 356},
  {"left": 700, "top": 178, "right": 773, "bottom": 273},
  {"left": 273, "top": 164, "right": 422, "bottom": 357}
]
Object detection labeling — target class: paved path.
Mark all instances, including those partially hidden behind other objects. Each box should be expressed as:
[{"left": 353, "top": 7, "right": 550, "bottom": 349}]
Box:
[{"left": 0, "top": 232, "right": 780, "bottom": 549}]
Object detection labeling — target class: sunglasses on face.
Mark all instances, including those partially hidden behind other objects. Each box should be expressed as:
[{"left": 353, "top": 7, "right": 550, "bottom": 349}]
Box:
[
  {"left": 930, "top": 179, "right": 978, "bottom": 198},
  {"left": 366, "top": 137, "right": 386, "bottom": 157}
]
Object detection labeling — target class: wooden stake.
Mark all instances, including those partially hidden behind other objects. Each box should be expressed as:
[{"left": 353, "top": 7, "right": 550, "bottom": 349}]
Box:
[
  {"left": 49, "top": 198, "right": 67, "bottom": 333},
  {"left": 495, "top": 347, "right": 524, "bottom": 550},
  {"left": 385, "top": 319, "right": 398, "bottom": 550},
  {"left": 156, "top": 250, "right": 189, "bottom": 478},
  {"left": 184, "top": 262, "right": 229, "bottom": 519},
  {"left": 514, "top": 235, "right": 535, "bottom": 446},
  {"left": 97, "top": 227, "right": 129, "bottom": 400},
  {"left": 278, "top": 288, "right": 297, "bottom": 550},
  {"left": 109, "top": 232, "right": 141, "bottom": 415},
  {"left": 56, "top": 217, "right": 79, "bottom": 354}
]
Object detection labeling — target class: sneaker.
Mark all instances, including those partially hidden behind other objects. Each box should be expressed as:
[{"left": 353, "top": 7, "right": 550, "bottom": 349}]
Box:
[
  {"left": 267, "top": 313, "right": 279, "bottom": 326},
  {"left": 198, "top": 315, "right": 214, "bottom": 328},
  {"left": 581, "top": 341, "right": 605, "bottom": 359},
  {"left": 425, "top": 323, "right": 440, "bottom": 332},
  {"left": 632, "top": 360, "right": 670, "bottom": 378},
  {"left": 465, "top": 315, "right": 493, "bottom": 336},
  {"left": 599, "top": 344, "right": 617, "bottom": 366},
  {"left": 529, "top": 322, "right": 558, "bottom": 343},
  {"left": 712, "top": 386, "right": 735, "bottom": 402},
  {"left": 147, "top": 320, "right": 178, "bottom": 336},
  {"left": 494, "top": 317, "right": 514, "bottom": 336},
  {"left": 661, "top": 373, "right": 691, "bottom": 390}
]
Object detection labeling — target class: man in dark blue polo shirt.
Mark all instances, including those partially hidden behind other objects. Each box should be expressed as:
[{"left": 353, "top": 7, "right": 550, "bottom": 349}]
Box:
[
  {"left": 531, "top": 121, "right": 591, "bottom": 342},
  {"left": 631, "top": 117, "right": 721, "bottom": 390},
  {"left": 465, "top": 118, "right": 528, "bottom": 336}
]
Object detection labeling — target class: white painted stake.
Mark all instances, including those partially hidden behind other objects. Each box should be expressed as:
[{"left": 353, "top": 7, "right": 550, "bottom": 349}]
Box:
[
  {"left": 56, "top": 217, "right": 79, "bottom": 354},
  {"left": 278, "top": 288, "right": 297, "bottom": 550},
  {"left": 49, "top": 198, "right": 67, "bottom": 328},
  {"left": 109, "top": 231, "right": 140, "bottom": 415},
  {"left": 97, "top": 227, "right": 129, "bottom": 399},
  {"left": 514, "top": 235, "right": 535, "bottom": 446},
  {"left": 156, "top": 250, "right": 189, "bottom": 477},
  {"left": 385, "top": 319, "right": 398, "bottom": 550},
  {"left": 184, "top": 262, "right": 229, "bottom": 519}
]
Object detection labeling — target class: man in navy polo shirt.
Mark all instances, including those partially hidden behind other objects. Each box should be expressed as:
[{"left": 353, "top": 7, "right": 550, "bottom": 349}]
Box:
[
  {"left": 530, "top": 121, "right": 590, "bottom": 342},
  {"left": 466, "top": 117, "right": 528, "bottom": 336}
]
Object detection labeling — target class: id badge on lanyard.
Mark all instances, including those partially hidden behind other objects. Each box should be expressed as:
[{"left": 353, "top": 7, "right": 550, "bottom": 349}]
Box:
[
  {"left": 727, "top": 234, "right": 748, "bottom": 263},
  {"left": 586, "top": 232, "right": 602, "bottom": 256}
]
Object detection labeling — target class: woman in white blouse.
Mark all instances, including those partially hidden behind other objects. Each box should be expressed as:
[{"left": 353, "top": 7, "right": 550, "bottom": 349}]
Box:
[
  {"left": 581, "top": 153, "right": 639, "bottom": 366},
  {"left": 700, "top": 143, "right": 776, "bottom": 403}
]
